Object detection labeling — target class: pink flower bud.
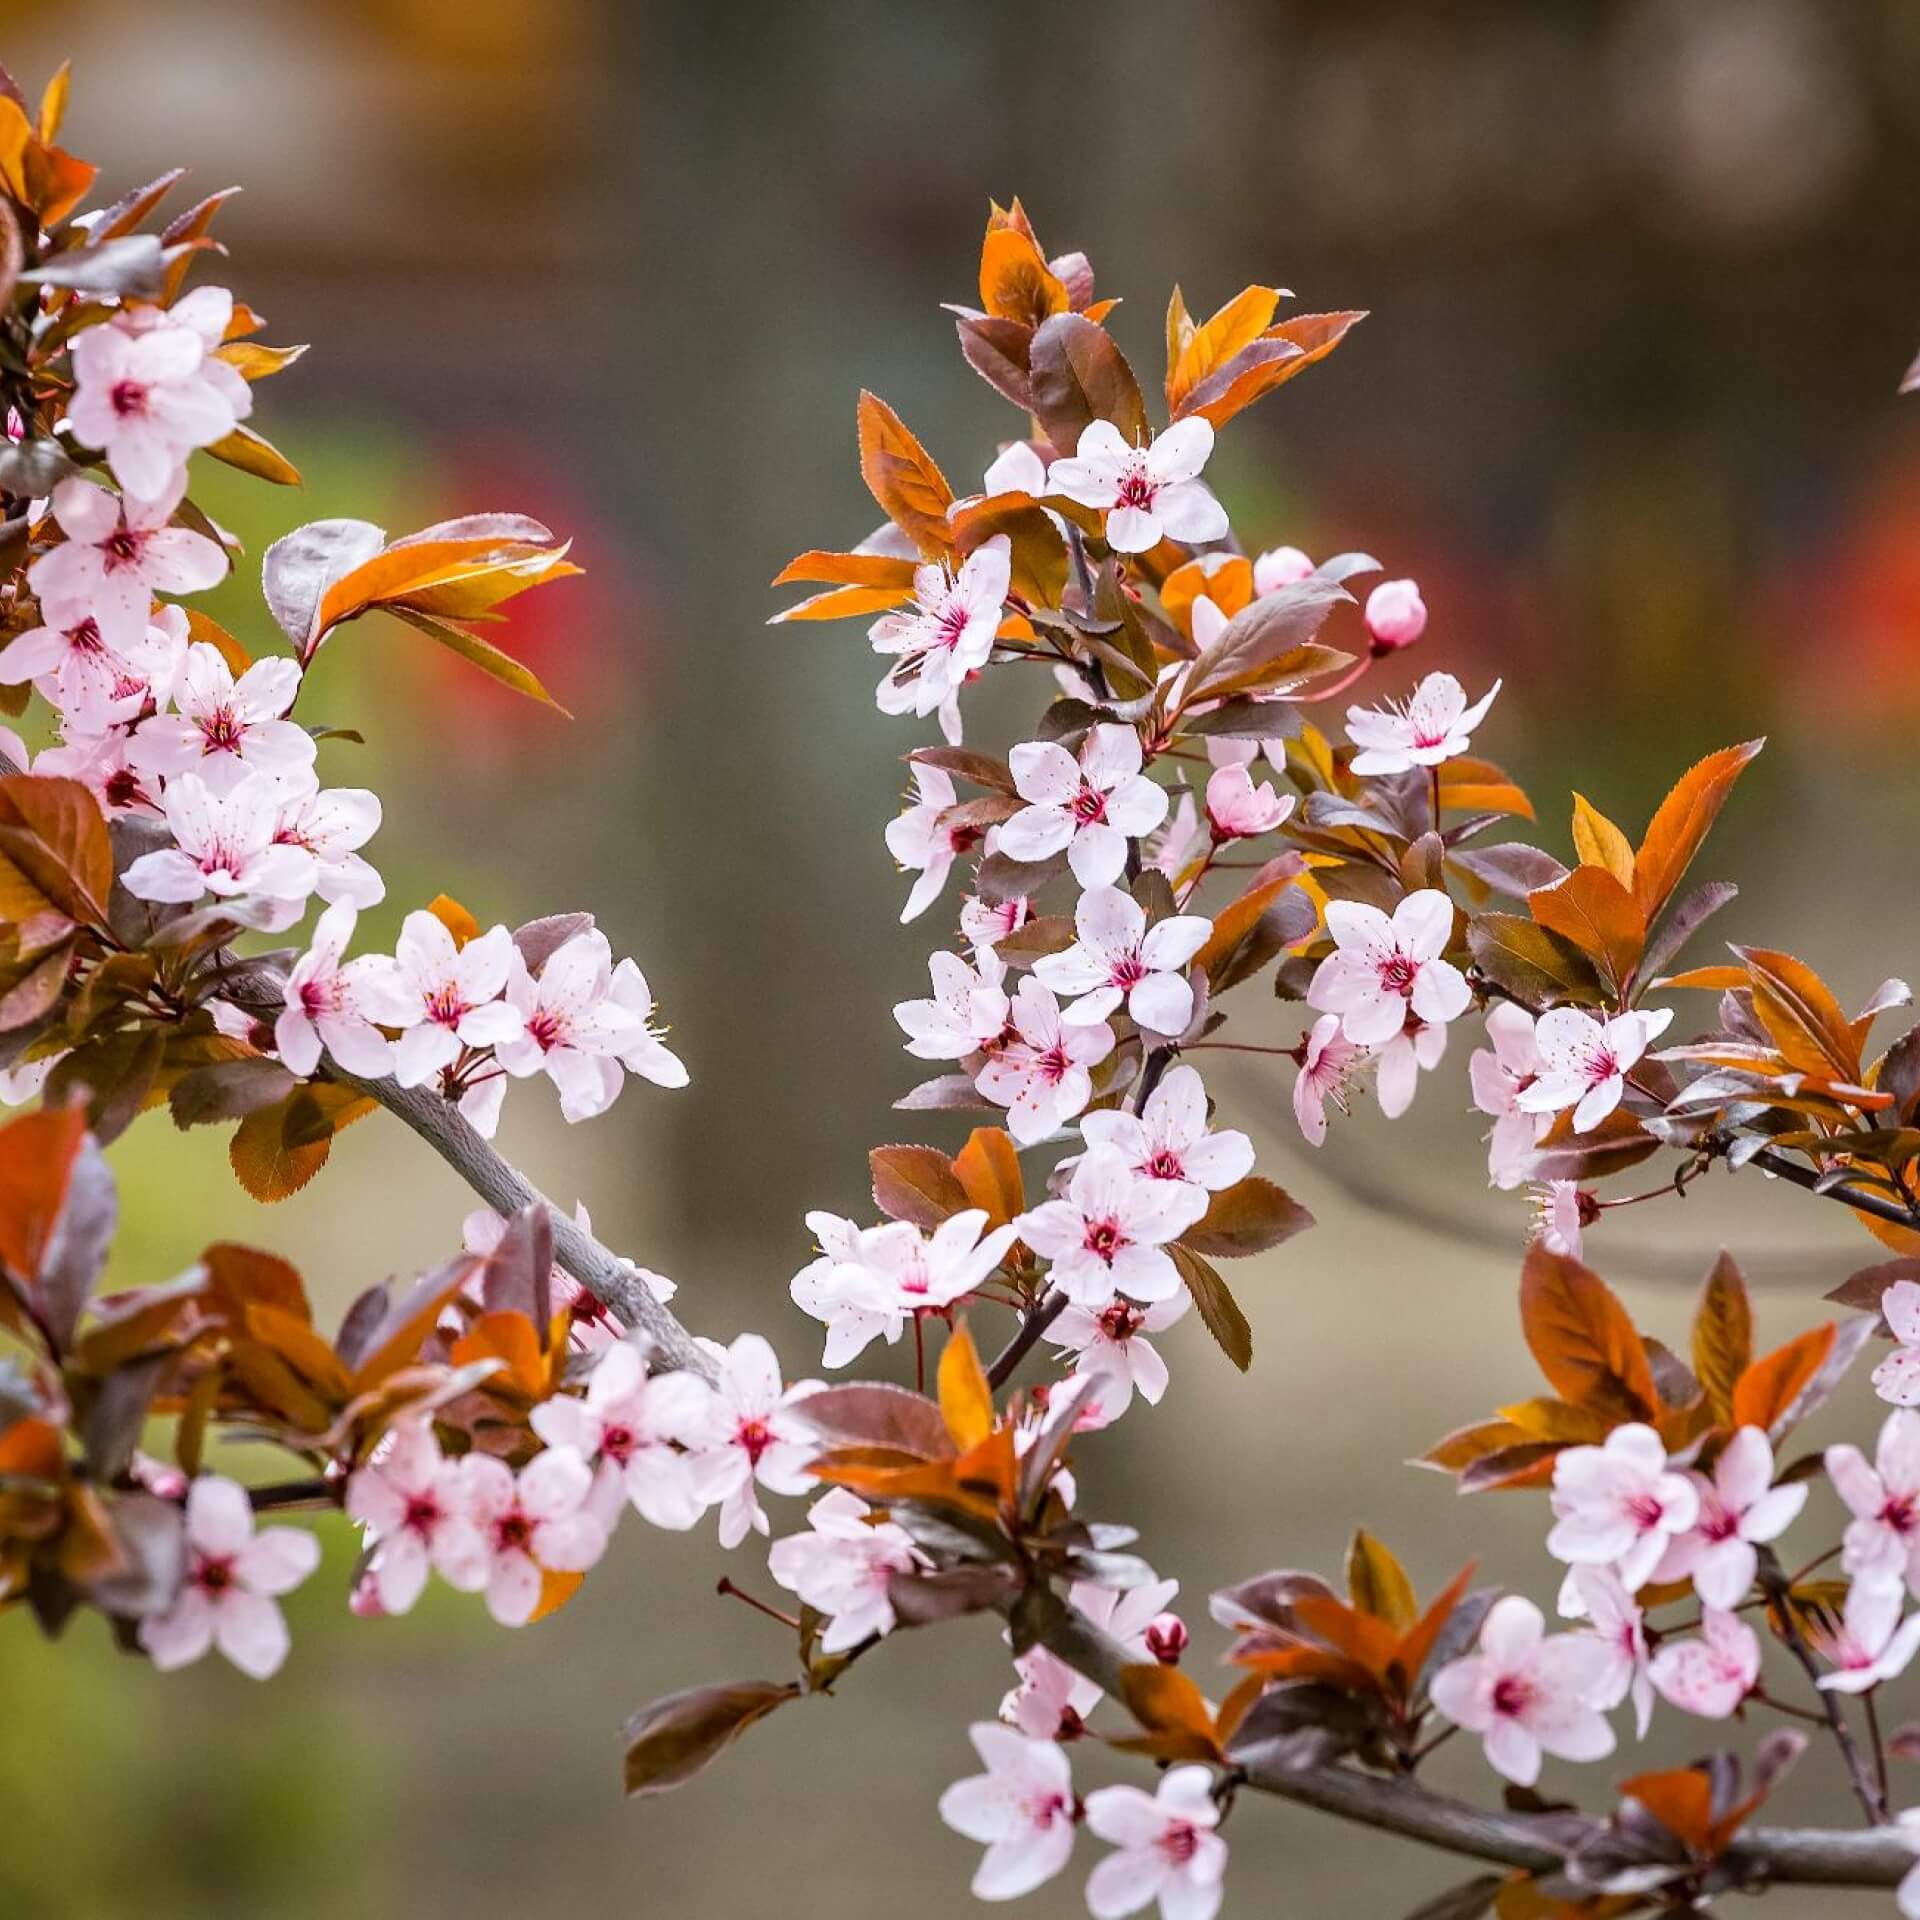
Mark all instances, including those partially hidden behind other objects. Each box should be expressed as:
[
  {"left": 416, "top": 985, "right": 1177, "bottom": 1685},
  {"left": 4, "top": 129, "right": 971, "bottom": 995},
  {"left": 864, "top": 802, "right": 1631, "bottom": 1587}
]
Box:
[
  {"left": 1146, "top": 1612, "right": 1189, "bottom": 1664},
  {"left": 1364, "top": 578, "right": 1427, "bottom": 652},
  {"left": 349, "top": 1571, "right": 388, "bottom": 1619},
  {"left": 1253, "top": 545, "right": 1314, "bottom": 594}
]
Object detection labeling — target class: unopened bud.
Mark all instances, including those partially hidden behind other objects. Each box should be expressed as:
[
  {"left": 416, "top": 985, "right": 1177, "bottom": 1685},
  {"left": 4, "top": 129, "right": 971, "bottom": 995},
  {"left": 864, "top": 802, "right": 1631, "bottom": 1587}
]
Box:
[
  {"left": 1253, "top": 545, "right": 1314, "bottom": 594},
  {"left": 1364, "top": 578, "right": 1427, "bottom": 652},
  {"left": 1145, "top": 1612, "right": 1189, "bottom": 1664}
]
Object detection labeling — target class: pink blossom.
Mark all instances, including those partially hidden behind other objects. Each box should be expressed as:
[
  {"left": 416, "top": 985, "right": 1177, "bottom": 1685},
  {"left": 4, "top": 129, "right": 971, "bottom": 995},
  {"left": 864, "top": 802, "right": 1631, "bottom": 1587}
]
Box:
[
  {"left": 684, "top": 1333, "right": 819, "bottom": 1549},
  {"left": 871, "top": 535, "right": 1009, "bottom": 736},
  {"left": 1648, "top": 1608, "right": 1761, "bottom": 1719},
  {"left": 0, "top": 602, "right": 183, "bottom": 732},
  {"left": 456, "top": 1446, "right": 609, "bottom": 1627},
  {"left": 1375, "top": 1016, "right": 1447, "bottom": 1119},
  {"left": 530, "top": 1337, "right": 711, "bottom": 1530},
  {"left": 122, "top": 771, "right": 318, "bottom": 913},
  {"left": 1252, "top": 545, "right": 1314, "bottom": 592},
  {"left": 1203, "top": 762, "right": 1292, "bottom": 839},
  {"left": 1003, "top": 1577, "right": 1180, "bottom": 1737},
  {"left": 886, "top": 762, "right": 974, "bottom": 923},
  {"left": 1048, "top": 1292, "right": 1190, "bottom": 1411},
  {"left": 939, "top": 1723, "right": 1078, "bottom": 1901},
  {"left": 1148, "top": 791, "right": 1205, "bottom": 878},
  {"left": 1811, "top": 1576, "right": 1920, "bottom": 1693},
  {"left": 345, "top": 1421, "right": 488, "bottom": 1614},
  {"left": 983, "top": 441, "right": 1050, "bottom": 496},
  {"left": 1532, "top": 1179, "right": 1589, "bottom": 1259},
  {"left": 1828, "top": 1410, "right": 1920, "bottom": 1595},
  {"left": 33, "top": 727, "right": 161, "bottom": 818},
  {"left": 1033, "top": 885, "right": 1211, "bottom": 1036},
  {"left": 1305, "top": 890, "right": 1469, "bottom": 1048},
  {"left": 768, "top": 1487, "right": 926, "bottom": 1653},
  {"left": 962, "top": 891, "right": 1030, "bottom": 955},
  {"left": 1083, "top": 1764, "right": 1228, "bottom": 1920},
  {"left": 1145, "top": 1613, "right": 1189, "bottom": 1664},
  {"left": 1292, "top": 1012, "right": 1364, "bottom": 1147},
  {"left": 818, "top": 1211, "right": 1017, "bottom": 1341},
  {"left": 790, "top": 1211, "right": 905, "bottom": 1369},
  {"left": 998, "top": 725, "right": 1168, "bottom": 889},
  {"left": 1548, "top": 1423, "right": 1700, "bottom": 1591},
  {"left": 1016, "top": 1146, "right": 1205, "bottom": 1309},
  {"left": 1566, "top": 1566, "right": 1654, "bottom": 1739},
  {"left": 1047, "top": 417, "right": 1226, "bottom": 555},
  {"left": 1363, "top": 578, "right": 1427, "bottom": 650},
  {"left": 894, "top": 946, "right": 1010, "bottom": 1061},
  {"left": 266, "top": 770, "right": 383, "bottom": 907},
  {"left": 129, "top": 643, "right": 315, "bottom": 793},
  {"left": 1469, "top": 1003, "right": 1549, "bottom": 1188},
  {"left": 1080, "top": 1062, "right": 1254, "bottom": 1201},
  {"left": 974, "top": 977, "right": 1114, "bottom": 1145},
  {"left": 1517, "top": 1006, "right": 1673, "bottom": 1134},
  {"left": 1875, "top": 1280, "right": 1920, "bottom": 1406},
  {"left": 495, "top": 930, "right": 646, "bottom": 1122},
  {"left": 1428, "top": 1594, "right": 1616, "bottom": 1785},
  {"left": 139, "top": 1475, "right": 320, "bottom": 1679},
  {"left": 1653, "top": 1426, "right": 1806, "bottom": 1610},
  {"left": 1345, "top": 671, "right": 1497, "bottom": 776},
  {"left": 274, "top": 901, "right": 397, "bottom": 1077},
  {"left": 606, "top": 957, "right": 689, "bottom": 1089},
  {"left": 67, "top": 289, "right": 251, "bottom": 500},
  {"left": 28, "top": 474, "right": 226, "bottom": 652},
  {"left": 355, "top": 912, "right": 524, "bottom": 1090}
]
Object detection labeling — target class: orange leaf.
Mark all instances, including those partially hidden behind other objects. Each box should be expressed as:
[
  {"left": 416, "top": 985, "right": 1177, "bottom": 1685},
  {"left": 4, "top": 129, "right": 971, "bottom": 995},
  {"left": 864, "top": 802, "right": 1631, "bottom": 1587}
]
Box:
[
  {"left": 1732, "top": 1324, "right": 1835, "bottom": 1434},
  {"left": 529, "top": 1568, "right": 585, "bottom": 1623},
  {"left": 1691, "top": 1253, "right": 1753, "bottom": 1427},
  {"left": 1652, "top": 965, "right": 1750, "bottom": 991},
  {"left": 937, "top": 1320, "right": 994, "bottom": 1451},
  {"left": 426, "top": 893, "right": 480, "bottom": 949},
  {"left": 0, "top": 1106, "right": 84, "bottom": 1281},
  {"left": 978, "top": 225, "right": 1069, "bottom": 328},
  {"left": 1114, "top": 1663, "right": 1222, "bottom": 1762},
  {"left": 1438, "top": 757, "right": 1536, "bottom": 822},
  {"left": 1344, "top": 1529, "right": 1416, "bottom": 1632},
  {"left": 1737, "top": 946, "right": 1860, "bottom": 1082},
  {"left": 1168, "top": 285, "right": 1283, "bottom": 412},
  {"left": 1620, "top": 1768, "right": 1713, "bottom": 1853},
  {"left": 771, "top": 550, "right": 919, "bottom": 591},
  {"left": 1528, "top": 866, "right": 1645, "bottom": 996},
  {"left": 1519, "top": 1242, "right": 1657, "bottom": 1421},
  {"left": 1394, "top": 1562, "right": 1477, "bottom": 1686},
  {"left": 1193, "top": 861, "right": 1304, "bottom": 980},
  {"left": 1570, "top": 794, "right": 1635, "bottom": 888},
  {"left": 857, "top": 391, "right": 954, "bottom": 560},
  {"left": 953, "top": 1128, "right": 1024, "bottom": 1230},
  {"left": 451, "top": 1311, "right": 550, "bottom": 1399},
  {"left": 770, "top": 582, "right": 917, "bottom": 623},
  {"left": 1633, "top": 739, "right": 1764, "bottom": 923}
]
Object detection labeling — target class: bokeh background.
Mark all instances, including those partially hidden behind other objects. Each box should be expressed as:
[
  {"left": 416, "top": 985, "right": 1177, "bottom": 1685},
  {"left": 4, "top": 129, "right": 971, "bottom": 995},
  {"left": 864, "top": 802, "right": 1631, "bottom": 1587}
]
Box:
[{"left": 7, "top": 1, "right": 1920, "bottom": 1913}]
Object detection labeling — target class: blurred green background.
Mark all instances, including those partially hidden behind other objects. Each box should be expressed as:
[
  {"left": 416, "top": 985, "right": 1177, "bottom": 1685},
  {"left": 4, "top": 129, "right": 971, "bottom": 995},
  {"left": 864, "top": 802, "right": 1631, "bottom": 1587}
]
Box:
[{"left": 8, "top": 1, "right": 1920, "bottom": 1913}]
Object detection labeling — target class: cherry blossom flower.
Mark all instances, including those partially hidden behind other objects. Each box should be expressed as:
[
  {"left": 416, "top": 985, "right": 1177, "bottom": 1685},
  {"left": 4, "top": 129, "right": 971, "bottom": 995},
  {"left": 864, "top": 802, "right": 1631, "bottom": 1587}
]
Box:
[
  {"left": 998, "top": 725, "right": 1168, "bottom": 890},
  {"left": 939, "top": 1723, "right": 1078, "bottom": 1902},
  {"left": 1080, "top": 1062, "right": 1254, "bottom": 1202},
  {"left": 1516, "top": 1006, "right": 1674, "bottom": 1134},
  {"left": 457, "top": 1446, "right": 609, "bottom": 1626},
  {"left": 1653, "top": 1426, "right": 1806, "bottom": 1609},
  {"left": 606, "top": 957, "right": 689, "bottom": 1089},
  {"left": 138, "top": 1475, "right": 320, "bottom": 1679},
  {"left": 530, "top": 1336, "right": 711, "bottom": 1530},
  {"left": 68, "top": 294, "right": 251, "bottom": 500},
  {"left": 1470, "top": 1003, "right": 1549, "bottom": 1188},
  {"left": 1810, "top": 1576, "right": 1920, "bottom": 1693},
  {"left": 1048, "top": 1293, "right": 1190, "bottom": 1411},
  {"left": 33, "top": 727, "right": 161, "bottom": 818},
  {"left": 974, "top": 977, "right": 1114, "bottom": 1145},
  {"left": 274, "top": 901, "right": 397, "bottom": 1077},
  {"left": 493, "top": 930, "right": 647, "bottom": 1122},
  {"left": 791, "top": 1212, "right": 903, "bottom": 1369},
  {"left": 1203, "top": 762, "right": 1292, "bottom": 840},
  {"left": 887, "top": 762, "right": 978, "bottom": 923},
  {"left": 895, "top": 946, "right": 1010, "bottom": 1061},
  {"left": 684, "top": 1333, "right": 819, "bottom": 1549},
  {"left": 1047, "top": 417, "right": 1227, "bottom": 555},
  {"left": 1083, "top": 1764, "right": 1228, "bottom": 1920},
  {"left": 983, "top": 441, "right": 1050, "bottom": 496},
  {"left": 1016, "top": 1146, "right": 1205, "bottom": 1309},
  {"left": 1003, "top": 1576, "right": 1181, "bottom": 1738},
  {"left": 1363, "top": 578, "right": 1427, "bottom": 650},
  {"left": 1344, "top": 672, "right": 1498, "bottom": 776},
  {"left": 1145, "top": 1613, "right": 1189, "bottom": 1664},
  {"left": 1828, "top": 1409, "right": 1920, "bottom": 1595},
  {"left": 1532, "top": 1179, "right": 1590, "bottom": 1259},
  {"left": 1428, "top": 1594, "right": 1616, "bottom": 1785},
  {"left": 1252, "top": 545, "right": 1314, "bottom": 592},
  {"left": 1874, "top": 1280, "right": 1920, "bottom": 1407},
  {"left": 1375, "top": 1015, "right": 1447, "bottom": 1119},
  {"left": 1548, "top": 1423, "right": 1700, "bottom": 1592},
  {"left": 1148, "top": 791, "right": 1205, "bottom": 878},
  {"left": 344, "top": 1421, "right": 488, "bottom": 1614},
  {"left": 1033, "top": 885, "right": 1211, "bottom": 1036},
  {"left": 1566, "top": 1566, "right": 1654, "bottom": 1739},
  {"left": 266, "top": 771, "right": 383, "bottom": 907},
  {"left": 122, "top": 771, "right": 318, "bottom": 914},
  {"left": 1292, "top": 1012, "right": 1365, "bottom": 1147},
  {"left": 769, "top": 1487, "right": 926, "bottom": 1653},
  {"left": 354, "top": 912, "right": 524, "bottom": 1090},
  {"left": 871, "top": 535, "right": 1009, "bottom": 736},
  {"left": 962, "top": 890, "right": 1029, "bottom": 955},
  {"left": 127, "top": 643, "right": 315, "bottom": 793},
  {"left": 1648, "top": 1608, "right": 1760, "bottom": 1719},
  {"left": 1305, "top": 890, "right": 1469, "bottom": 1048},
  {"left": 0, "top": 602, "right": 180, "bottom": 732},
  {"left": 27, "top": 475, "right": 227, "bottom": 652},
  {"left": 820, "top": 1211, "right": 1019, "bottom": 1339}
]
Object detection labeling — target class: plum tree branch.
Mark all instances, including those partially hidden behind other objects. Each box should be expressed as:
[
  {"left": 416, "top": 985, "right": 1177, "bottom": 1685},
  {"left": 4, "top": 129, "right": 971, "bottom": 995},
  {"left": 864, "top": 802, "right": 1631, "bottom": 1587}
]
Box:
[{"left": 1013, "top": 1598, "right": 1913, "bottom": 1892}]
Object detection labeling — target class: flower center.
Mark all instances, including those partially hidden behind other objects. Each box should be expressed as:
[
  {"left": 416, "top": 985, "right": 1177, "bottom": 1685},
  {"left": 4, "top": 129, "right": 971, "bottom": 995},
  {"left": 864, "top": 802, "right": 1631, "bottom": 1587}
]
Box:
[
  {"left": 737, "top": 1416, "right": 774, "bottom": 1465},
  {"left": 1882, "top": 1493, "right": 1917, "bottom": 1535},
  {"left": 194, "top": 1553, "right": 236, "bottom": 1595},
  {"left": 1376, "top": 951, "right": 1418, "bottom": 997},
  {"left": 932, "top": 602, "right": 971, "bottom": 652},
  {"left": 1584, "top": 1046, "right": 1620, "bottom": 1087},
  {"left": 1098, "top": 1300, "right": 1145, "bottom": 1341},
  {"left": 1158, "top": 1822, "right": 1200, "bottom": 1866},
  {"left": 1624, "top": 1492, "right": 1666, "bottom": 1530},
  {"left": 299, "top": 977, "right": 340, "bottom": 1018},
  {"left": 67, "top": 617, "right": 105, "bottom": 655},
  {"left": 1069, "top": 783, "right": 1108, "bottom": 826},
  {"left": 1083, "top": 1216, "right": 1127, "bottom": 1264},
  {"left": 403, "top": 1493, "right": 442, "bottom": 1536},
  {"left": 494, "top": 1511, "right": 532, "bottom": 1552},
  {"left": 1035, "top": 1042, "right": 1072, "bottom": 1086},
  {"left": 600, "top": 1422, "right": 636, "bottom": 1465},
  {"left": 425, "top": 984, "right": 468, "bottom": 1028},
  {"left": 1144, "top": 1148, "right": 1183, "bottom": 1182},
  {"left": 1114, "top": 463, "right": 1157, "bottom": 511},
  {"left": 104, "top": 527, "right": 142, "bottom": 567},
  {"left": 526, "top": 1009, "right": 567, "bottom": 1053},
  {"left": 110, "top": 378, "right": 150, "bottom": 419},
  {"left": 1490, "top": 1674, "right": 1534, "bottom": 1718},
  {"left": 1110, "top": 953, "right": 1147, "bottom": 990},
  {"left": 199, "top": 706, "right": 245, "bottom": 754}
]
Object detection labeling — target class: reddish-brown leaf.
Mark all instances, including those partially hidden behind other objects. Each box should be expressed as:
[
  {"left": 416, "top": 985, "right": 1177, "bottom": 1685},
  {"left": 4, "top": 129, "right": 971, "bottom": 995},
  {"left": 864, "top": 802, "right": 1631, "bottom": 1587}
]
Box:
[
  {"left": 1633, "top": 740, "right": 1764, "bottom": 923},
  {"left": 1527, "top": 866, "right": 1644, "bottom": 996},
  {"left": 1732, "top": 1324, "right": 1836, "bottom": 1434},
  {"left": 1519, "top": 1242, "right": 1657, "bottom": 1421},
  {"left": 1691, "top": 1252, "right": 1753, "bottom": 1426},
  {"left": 857, "top": 391, "right": 954, "bottom": 559}
]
